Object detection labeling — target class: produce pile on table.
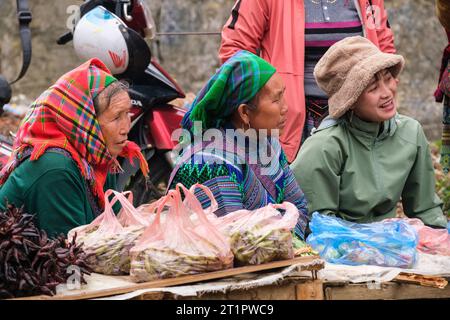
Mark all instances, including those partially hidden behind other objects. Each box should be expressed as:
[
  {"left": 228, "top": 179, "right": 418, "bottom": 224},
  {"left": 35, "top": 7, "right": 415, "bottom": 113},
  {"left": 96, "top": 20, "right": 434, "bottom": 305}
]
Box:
[
  {"left": 129, "top": 183, "right": 234, "bottom": 282},
  {"left": 307, "top": 212, "right": 450, "bottom": 268},
  {"left": 386, "top": 218, "right": 450, "bottom": 256},
  {"left": 230, "top": 228, "right": 293, "bottom": 265},
  {"left": 68, "top": 190, "right": 149, "bottom": 275},
  {"left": 292, "top": 235, "right": 319, "bottom": 257},
  {"left": 66, "top": 183, "right": 302, "bottom": 283},
  {"left": 0, "top": 182, "right": 309, "bottom": 297},
  {"left": 214, "top": 202, "right": 300, "bottom": 266},
  {"left": 130, "top": 245, "right": 232, "bottom": 282},
  {"left": 75, "top": 225, "right": 145, "bottom": 275}
]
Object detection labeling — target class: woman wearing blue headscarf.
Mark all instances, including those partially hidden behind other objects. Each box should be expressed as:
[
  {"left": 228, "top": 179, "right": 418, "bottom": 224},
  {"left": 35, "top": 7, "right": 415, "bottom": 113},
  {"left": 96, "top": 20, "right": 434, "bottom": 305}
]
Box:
[{"left": 168, "top": 50, "right": 309, "bottom": 240}]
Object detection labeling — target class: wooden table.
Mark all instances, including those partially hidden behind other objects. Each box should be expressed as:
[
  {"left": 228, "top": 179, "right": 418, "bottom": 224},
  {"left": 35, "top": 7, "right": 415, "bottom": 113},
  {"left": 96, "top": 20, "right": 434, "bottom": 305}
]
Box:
[
  {"left": 14, "top": 256, "right": 324, "bottom": 300},
  {"left": 13, "top": 255, "right": 450, "bottom": 300},
  {"left": 321, "top": 279, "right": 450, "bottom": 300},
  {"left": 134, "top": 278, "right": 450, "bottom": 300}
]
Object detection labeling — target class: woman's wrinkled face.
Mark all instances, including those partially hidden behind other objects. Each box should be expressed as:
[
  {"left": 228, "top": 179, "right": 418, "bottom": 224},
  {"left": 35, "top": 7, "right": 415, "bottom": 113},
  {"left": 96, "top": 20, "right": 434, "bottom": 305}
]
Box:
[
  {"left": 244, "top": 73, "right": 288, "bottom": 136},
  {"left": 97, "top": 90, "right": 132, "bottom": 157},
  {"left": 352, "top": 69, "right": 399, "bottom": 123}
]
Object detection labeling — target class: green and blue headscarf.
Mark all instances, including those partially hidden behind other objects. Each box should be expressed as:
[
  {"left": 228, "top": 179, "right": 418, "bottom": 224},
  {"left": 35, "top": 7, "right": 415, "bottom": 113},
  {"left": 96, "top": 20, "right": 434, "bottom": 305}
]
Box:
[{"left": 182, "top": 50, "right": 276, "bottom": 134}]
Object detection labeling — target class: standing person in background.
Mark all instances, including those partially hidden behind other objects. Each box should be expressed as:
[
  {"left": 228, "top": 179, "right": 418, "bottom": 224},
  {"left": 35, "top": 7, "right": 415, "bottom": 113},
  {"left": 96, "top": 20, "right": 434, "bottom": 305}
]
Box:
[
  {"left": 434, "top": 0, "right": 450, "bottom": 174},
  {"left": 219, "top": 0, "right": 396, "bottom": 162}
]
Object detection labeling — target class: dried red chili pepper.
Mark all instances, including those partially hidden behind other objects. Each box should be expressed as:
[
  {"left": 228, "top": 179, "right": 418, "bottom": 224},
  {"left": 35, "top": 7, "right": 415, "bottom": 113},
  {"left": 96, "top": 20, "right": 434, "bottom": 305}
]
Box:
[{"left": 0, "top": 203, "right": 92, "bottom": 298}]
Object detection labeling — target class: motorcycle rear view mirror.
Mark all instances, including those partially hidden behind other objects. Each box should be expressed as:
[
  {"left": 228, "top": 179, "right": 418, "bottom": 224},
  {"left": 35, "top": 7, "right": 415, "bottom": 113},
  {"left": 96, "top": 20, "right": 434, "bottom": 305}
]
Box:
[
  {"left": 118, "top": 24, "right": 151, "bottom": 78},
  {"left": 123, "top": 0, "right": 156, "bottom": 40}
]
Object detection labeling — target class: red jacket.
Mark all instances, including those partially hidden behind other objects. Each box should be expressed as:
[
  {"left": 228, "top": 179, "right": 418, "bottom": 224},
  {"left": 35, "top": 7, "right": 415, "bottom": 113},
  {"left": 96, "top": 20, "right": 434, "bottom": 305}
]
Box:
[{"left": 220, "top": 0, "right": 396, "bottom": 162}]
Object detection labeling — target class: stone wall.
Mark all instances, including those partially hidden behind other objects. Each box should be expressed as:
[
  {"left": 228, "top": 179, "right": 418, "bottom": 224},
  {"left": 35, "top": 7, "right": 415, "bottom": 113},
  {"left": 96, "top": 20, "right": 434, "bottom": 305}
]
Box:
[
  {"left": 0, "top": 0, "right": 82, "bottom": 95},
  {"left": 148, "top": 0, "right": 235, "bottom": 92},
  {"left": 0, "top": 0, "right": 235, "bottom": 99},
  {"left": 0, "top": 0, "right": 447, "bottom": 140}
]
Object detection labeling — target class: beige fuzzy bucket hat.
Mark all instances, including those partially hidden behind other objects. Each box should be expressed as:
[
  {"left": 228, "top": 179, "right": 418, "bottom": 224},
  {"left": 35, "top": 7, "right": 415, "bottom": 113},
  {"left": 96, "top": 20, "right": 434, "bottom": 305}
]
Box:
[{"left": 314, "top": 36, "right": 405, "bottom": 119}]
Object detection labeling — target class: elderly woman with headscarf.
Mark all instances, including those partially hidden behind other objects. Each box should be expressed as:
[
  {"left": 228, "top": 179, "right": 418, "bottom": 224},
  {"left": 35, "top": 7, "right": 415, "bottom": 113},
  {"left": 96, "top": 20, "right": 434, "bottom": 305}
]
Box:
[
  {"left": 168, "top": 50, "right": 309, "bottom": 240},
  {"left": 0, "top": 59, "right": 148, "bottom": 238}
]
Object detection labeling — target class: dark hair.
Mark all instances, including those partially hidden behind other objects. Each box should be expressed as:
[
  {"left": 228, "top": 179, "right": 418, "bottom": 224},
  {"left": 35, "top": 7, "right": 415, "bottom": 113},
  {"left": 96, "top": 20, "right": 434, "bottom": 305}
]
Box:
[{"left": 93, "top": 80, "right": 129, "bottom": 115}]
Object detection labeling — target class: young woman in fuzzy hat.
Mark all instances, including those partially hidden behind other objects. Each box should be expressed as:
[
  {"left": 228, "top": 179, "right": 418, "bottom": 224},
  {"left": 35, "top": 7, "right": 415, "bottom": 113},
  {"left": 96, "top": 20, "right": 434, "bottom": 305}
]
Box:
[
  {"left": 0, "top": 59, "right": 148, "bottom": 237},
  {"left": 291, "top": 36, "right": 447, "bottom": 228},
  {"left": 220, "top": 0, "right": 396, "bottom": 164}
]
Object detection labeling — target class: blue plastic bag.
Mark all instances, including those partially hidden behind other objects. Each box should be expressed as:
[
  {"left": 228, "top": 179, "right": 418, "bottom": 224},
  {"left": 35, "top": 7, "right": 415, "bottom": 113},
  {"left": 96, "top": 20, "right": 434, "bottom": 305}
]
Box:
[
  {"left": 447, "top": 221, "right": 450, "bottom": 233},
  {"left": 306, "top": 213, "right": 418, "bottom": 268}
]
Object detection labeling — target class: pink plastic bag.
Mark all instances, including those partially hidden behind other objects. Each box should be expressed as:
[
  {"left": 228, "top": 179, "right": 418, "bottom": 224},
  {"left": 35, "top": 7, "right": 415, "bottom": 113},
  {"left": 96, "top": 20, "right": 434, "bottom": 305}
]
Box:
[
  {"left": 67, "top": 189, "right": 124, "bottom": 243},
  {"left": 387, "top": 218, "right": 450, "bottom": 256},
  {"left": 135, "top": 196, "right": 167, "bottom": 221},
  {"left": 129, "top": 183, "right": 233, "bottom": 283},
  {"left": 113, "top": 190, "right": 150, "bottom": 228},
  {"left": 215, "top": 202, "right": 300, "bottom": 266},
  {"left": 67, "top": 189, "right": 148, "bottom": 275},
  {"left": 187, "top": 183, "right": 220, "bottom": 230}
]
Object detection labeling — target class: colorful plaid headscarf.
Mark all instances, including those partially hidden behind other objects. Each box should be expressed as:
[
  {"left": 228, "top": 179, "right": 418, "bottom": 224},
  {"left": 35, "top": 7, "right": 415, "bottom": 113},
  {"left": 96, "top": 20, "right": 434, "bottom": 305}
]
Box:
[
  {"left": 0, "top": 58, "right": 148, "bottom": 208},
  {"left": 182, "top": 50, "right": 276, "bottom": 133}
]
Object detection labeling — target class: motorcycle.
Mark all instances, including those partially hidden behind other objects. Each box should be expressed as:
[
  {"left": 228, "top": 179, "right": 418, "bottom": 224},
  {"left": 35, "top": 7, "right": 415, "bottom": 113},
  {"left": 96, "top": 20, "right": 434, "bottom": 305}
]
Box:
[{"left": 0, "top": 0, "right": 187, "bottom": 206}]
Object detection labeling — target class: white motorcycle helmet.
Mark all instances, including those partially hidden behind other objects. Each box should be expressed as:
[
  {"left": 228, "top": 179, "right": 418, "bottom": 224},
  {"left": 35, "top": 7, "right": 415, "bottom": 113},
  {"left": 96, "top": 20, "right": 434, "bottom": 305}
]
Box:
[{"left": 73, "top": 5, "right": 150, "bottom": 75}]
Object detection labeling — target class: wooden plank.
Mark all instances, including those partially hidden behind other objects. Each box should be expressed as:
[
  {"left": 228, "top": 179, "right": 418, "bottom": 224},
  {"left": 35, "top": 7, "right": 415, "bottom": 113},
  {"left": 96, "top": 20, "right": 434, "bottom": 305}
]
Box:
[
  {"left": 324, "top": 281, "right": 450, "bottom": 300},
  {"left": 393, "top": 273, "right": 448, "bottom": 289},
  {"left": 14, "top": 256, "right": 323, "bottom": 300},
  {"left": 179, "top": 283, "right": 298, "bottom": 300},
  {"left": 133, "top": 292, "right": 165, "bottom": 300},
  {"left": 296, "top": 280, "right": 324, "bottom": 300}
]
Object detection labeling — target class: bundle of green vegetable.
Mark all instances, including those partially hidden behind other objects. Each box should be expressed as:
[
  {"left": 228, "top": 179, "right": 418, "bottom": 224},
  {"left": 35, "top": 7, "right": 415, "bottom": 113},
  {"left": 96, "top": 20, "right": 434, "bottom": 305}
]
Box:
[
  {"left": 78, "top": 226, "right": 145, "bottom": 275},
  {"left": 216, "top": 202, "right": 300, "bottom": 266},
  {"left": 130, "top": 183, "right": 234, "bottom": 283},
  {"left": 230, "top": 227, "right": 293, "bottom": 265},
  {"left": 130, "top": 244, "right": 233, "bottom": 282},
  {"left": 68, "top": 190, "right": 149, "bottom": 275}
]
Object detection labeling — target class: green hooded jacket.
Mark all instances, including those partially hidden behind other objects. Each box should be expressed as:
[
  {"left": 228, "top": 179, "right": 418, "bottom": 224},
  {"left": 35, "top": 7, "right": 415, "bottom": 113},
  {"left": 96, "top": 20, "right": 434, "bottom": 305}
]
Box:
[{"left": 291, "top": 113, "right": 447, "bottom": 228}]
